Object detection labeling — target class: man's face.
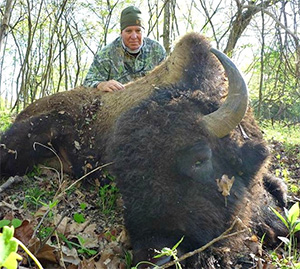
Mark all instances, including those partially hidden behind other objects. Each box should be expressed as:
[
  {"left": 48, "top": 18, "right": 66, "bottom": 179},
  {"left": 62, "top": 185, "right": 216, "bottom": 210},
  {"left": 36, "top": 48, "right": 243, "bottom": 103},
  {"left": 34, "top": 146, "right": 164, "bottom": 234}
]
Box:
[{"left": 121, "top": 26, "right": 143, "bottom": 51}]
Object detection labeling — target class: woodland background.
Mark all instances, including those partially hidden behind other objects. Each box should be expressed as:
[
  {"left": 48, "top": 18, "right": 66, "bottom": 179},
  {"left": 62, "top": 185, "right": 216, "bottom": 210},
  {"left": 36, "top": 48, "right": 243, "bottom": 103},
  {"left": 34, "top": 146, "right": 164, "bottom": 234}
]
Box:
[
  {"left": 0, "top": 1, "right": 300, "bottom": 268},
  {"left": 0, "top": 0, "right": 299, "bottom": 125}
]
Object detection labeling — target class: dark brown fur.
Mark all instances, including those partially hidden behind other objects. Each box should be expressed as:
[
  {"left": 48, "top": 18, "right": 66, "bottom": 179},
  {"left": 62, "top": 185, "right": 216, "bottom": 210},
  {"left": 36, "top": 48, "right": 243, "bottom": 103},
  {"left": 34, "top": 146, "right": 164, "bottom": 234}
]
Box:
[{"left": 0, "top": 33, "right": 287, "bottom": 267}]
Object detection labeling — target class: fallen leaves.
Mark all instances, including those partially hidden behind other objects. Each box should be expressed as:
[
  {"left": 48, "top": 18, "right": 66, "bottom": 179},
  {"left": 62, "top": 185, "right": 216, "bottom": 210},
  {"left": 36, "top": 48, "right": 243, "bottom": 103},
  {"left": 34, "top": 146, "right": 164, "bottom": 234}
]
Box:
[
  {"left": 0, "top": 171, "right": 128, "bottom": 269},
  {"left": 245, "top": 235, "right": 263, "bottom": 256},
  {"left": 28, "top": 238, "right": 58, "bottom": 264},
  {"left": 14, "top": 220, "right": 34, "bottom": 246}
]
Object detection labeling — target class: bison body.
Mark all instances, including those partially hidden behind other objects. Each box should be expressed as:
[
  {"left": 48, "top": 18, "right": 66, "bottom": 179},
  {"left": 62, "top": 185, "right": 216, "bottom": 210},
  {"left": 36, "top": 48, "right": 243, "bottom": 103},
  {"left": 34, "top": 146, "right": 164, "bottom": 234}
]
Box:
[{"left": 0, "top": 33, "right": 287, "bottom": 267}]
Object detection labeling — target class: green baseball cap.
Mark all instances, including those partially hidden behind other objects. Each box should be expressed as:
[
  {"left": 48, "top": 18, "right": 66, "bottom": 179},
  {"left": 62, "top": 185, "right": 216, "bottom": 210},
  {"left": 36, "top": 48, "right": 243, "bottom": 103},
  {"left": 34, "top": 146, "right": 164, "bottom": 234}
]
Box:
[{"left": 120, "top": 6, "right": 145, "bottom": 31}]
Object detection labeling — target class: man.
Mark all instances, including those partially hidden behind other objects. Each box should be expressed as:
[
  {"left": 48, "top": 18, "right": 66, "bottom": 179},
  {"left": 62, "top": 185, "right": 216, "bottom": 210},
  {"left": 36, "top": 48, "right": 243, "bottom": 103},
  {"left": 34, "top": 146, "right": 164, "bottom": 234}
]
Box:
[{"left": 84, "top": 6, "right": 166, "bottom": 92}]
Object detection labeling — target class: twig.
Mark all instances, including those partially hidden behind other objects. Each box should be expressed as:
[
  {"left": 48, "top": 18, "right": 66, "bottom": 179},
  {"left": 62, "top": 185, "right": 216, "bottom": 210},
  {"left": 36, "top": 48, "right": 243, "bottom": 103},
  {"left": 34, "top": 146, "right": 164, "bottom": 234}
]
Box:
[
  {"left": 0, "top": 200, "right": 19, "bottom": 210},
  {"left": 32, "top": 207, "right": 52, "bottom": 239},
  {"left": 39, "top": 166, "right": 61, "bottom": 184},
  {"left": 54, "top": 161, "right": 113, "bottom": 200},
  {"left": 55, "top": 229, "right": 66, "bottom": 269},
  {"left": 34, "top": 210, "right": 68, "bottom": 255},
  {"left": 32, "top": 162, "right": 113, "bottom": 253},
  {"left": 161, "top": 218, "right": 248, "bottom": 268},
  {"left": 242, "top": 5, "right": 299, "bottom": 41},
  {"left": 33, "top": 142, "right": 64, "bottom": 184},
  {"left": 0, "top": 176, "right": 23, "bottom": 193}
]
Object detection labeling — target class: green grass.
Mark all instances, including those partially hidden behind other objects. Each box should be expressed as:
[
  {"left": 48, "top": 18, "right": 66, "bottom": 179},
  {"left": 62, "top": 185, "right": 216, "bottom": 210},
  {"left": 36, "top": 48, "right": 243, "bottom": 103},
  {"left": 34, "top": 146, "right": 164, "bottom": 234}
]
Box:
[
  {"left": 0, "top": 109, "right": 15, "bottom": 132},
  {"left": 260, "top": 121, "right": 300, "bottom": 145}
]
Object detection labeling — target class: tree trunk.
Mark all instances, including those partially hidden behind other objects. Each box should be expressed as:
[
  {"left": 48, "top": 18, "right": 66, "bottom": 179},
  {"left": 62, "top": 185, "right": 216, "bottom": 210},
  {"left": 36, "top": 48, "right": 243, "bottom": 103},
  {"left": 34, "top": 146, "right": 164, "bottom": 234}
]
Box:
[
  {"left": 224, "top": 0, "right": 281, "bottom": 56},
  {"left": 257, "top": 9, "right": 265, "bottom": 120},
  {"left": 163, "top": 0, "right": 171, "bottom": 54},
  {"left": 0, "top": 0, "right": 14, "bottom": 53}
]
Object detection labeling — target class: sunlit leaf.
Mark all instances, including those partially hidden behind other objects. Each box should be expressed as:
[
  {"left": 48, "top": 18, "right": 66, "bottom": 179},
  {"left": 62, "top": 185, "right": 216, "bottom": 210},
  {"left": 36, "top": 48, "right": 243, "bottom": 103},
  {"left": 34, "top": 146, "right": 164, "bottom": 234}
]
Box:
[
  {"left": 293, "top": 222, "right": 300, "bottom": 233},
  {"left": 73, "top": 213, "right": 85, "bottom": 224},
  {"left": 1, "top": 251, "right": 22, "bottom": 269},
  {"left": 0, "top": 220, "right": 11, "bottom": 229},
  {"left": 11, "top": 219, "right": 22, "bottom": 229},
  {"left": 49, "top": 200, "right": 59, "bottom": 209},
  {"left": 0, "top": 226, "right": 22, "bottom": 268},
  {"left": 287, "top": 202, "right": 299, "bottom": 226},
  {"left": 154, "top": 247, "right": 172, "bottom": 258},
  {"left": 172, "top": 236, "right": 184, "bottom": 251},
  {"left": 278, "top": 236, "right": 290, "bottom": 246},
  {"left": 270, "top": 207, "right": 289, "bottom": 229}
]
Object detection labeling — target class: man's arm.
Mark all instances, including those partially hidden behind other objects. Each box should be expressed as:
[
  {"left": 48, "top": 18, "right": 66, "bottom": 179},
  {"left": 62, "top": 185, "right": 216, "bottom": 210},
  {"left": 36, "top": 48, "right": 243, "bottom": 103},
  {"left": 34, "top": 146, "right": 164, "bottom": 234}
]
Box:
[
  {"left": 83, "top": 56, "right": 112, "bottom": 88},
  {"left": 83, "top": 46, "right": 126, "bottom": 92}
]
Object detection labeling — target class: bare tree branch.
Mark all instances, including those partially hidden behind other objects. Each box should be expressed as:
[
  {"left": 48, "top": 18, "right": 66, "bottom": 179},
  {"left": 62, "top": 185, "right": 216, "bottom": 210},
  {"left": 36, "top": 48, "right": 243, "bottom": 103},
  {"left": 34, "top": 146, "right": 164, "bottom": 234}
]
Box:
[
  {"left": 243, "top": 4, "right": 299, "bottom": 41},
  {"left": 224, "top": 0, "right": 282, "bottom": 56}
]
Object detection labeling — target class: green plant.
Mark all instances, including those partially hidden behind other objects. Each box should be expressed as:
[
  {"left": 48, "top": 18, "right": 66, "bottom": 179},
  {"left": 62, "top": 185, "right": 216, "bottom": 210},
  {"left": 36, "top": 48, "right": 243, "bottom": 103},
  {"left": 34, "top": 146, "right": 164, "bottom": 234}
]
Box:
[
  {"left": 271, "top": 202, "right": 300, "bottom": 262},
  {"left": 24, "top": 187, "right": 56, "bottom": 210},
  {"left": 98, "top": 173, "right": 119, "bottom": 216},
  {"left": 124, "top": 251, "right": 133, "bottom": 268},
  {"left": 73, "top": 203, "right": 87, "bottom": 223},
  {"left": 58, "top": 233, "right": 97, "bottom": 257},
  {"left": 104, "top": 231, "right": 117, "bottom": 241},
  {"left": 0, "top": 110, "right": 13, "bottom": 132},
  {"left": 37, "top": 226, "right": 53, "bottom": 240},
  {"left": 26, "top": 165, "right": 42, "bottom": 178},
  {"left": 76, "top": 235, "right": 97, "bottom": 256},
  {"left": 0, "top": 226, "right": 43, "bottom": 269},
  {"left": 80, "top": 202, "right": 87, "bottom": 210},
  {"left": 154, "top": 236, "right": 184, "bottom": 269},
  {"left": 261, "top": 121, "right": 300, "bottom": 145},
  {"left": 132, "top": 237, "right": 184, "bottom": 269},
  {"left": 0, "top": 219, "right": 22, "bottom": 229},
  {"left": 289, "top": 184, "right": 300, "bottom": 195},
  {"left": 73, "top": 213, "right": 86, "bottom": 224}
]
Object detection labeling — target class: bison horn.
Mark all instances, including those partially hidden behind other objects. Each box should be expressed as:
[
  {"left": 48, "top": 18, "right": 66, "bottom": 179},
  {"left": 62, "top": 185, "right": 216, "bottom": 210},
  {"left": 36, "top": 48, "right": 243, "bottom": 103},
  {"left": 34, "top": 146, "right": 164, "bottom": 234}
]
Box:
[{"left": 203, "top": 48, "right": 249, "bottom": 138}]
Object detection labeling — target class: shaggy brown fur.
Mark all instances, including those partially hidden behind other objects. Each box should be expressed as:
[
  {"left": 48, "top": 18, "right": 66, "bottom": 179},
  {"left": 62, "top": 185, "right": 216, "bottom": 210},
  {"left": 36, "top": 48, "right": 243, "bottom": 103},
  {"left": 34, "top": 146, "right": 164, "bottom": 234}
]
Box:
[
  {"left": 1, "top": 33, "right": 224, "bottom": 176},
  {"left": 0, "top": 33, "right": 288, "bottom": 268}
]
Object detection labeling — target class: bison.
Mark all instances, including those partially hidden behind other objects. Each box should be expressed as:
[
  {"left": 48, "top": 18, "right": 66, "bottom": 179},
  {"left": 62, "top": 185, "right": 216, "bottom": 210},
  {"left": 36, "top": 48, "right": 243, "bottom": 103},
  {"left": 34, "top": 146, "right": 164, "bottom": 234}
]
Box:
[{"left": 0, "top": 33, "right": 288, "bottom": 267}]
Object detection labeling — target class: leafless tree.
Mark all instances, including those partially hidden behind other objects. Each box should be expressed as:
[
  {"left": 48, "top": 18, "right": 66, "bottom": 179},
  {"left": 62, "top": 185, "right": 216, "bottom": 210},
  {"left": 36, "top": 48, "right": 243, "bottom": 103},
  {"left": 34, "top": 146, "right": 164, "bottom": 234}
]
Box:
[{"left": 0, "top": 0, "right": 298, "bottom": 122}]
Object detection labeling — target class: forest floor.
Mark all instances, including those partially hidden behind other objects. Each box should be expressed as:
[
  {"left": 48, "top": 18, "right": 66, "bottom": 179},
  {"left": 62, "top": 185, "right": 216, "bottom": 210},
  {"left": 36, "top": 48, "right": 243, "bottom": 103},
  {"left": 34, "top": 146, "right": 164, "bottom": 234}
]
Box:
[{"left": 0, "top": 139, "right": 299, "bottom": 269}]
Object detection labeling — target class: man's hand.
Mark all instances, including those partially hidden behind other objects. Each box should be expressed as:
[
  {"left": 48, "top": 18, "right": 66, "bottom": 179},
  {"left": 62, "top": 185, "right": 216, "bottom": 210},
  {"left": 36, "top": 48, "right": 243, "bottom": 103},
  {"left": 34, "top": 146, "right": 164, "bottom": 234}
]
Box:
[{"left": 96, "top": 80, "right": 125, "bottom": 92}]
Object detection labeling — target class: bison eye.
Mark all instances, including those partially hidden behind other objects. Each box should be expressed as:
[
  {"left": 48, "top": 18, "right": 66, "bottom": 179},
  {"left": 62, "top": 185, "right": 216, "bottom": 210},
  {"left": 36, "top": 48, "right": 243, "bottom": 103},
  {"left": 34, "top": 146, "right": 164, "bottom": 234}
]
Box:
[
  {"left": 176, "top": 141, "right": 213, "bottom": 180},
  {"left": 194, "top": 160, "right": 203, "bottom": 167}
]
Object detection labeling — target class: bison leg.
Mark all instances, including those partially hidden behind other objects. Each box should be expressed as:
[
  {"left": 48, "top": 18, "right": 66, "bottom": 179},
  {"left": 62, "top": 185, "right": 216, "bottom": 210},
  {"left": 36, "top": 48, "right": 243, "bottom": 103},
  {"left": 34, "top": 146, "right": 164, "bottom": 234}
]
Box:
[
  {"left": 263, "top": 173, "right": 287, "bottom": 208},
  {"left": 0, "top": 112, "right": 82, "bottom": 177}
]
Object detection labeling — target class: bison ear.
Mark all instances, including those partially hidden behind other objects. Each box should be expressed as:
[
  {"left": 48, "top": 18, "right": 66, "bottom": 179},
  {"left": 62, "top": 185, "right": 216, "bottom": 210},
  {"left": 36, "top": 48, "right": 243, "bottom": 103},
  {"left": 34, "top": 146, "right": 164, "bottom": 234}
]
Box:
[{"left": 240, "top": 141, "right": 269, "bottom": 175}]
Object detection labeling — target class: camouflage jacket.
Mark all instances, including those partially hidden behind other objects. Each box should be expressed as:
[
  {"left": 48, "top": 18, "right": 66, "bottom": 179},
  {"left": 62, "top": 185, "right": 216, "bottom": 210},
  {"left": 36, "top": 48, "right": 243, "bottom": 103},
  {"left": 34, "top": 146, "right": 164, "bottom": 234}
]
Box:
[{"left": 83, "top": 36, "right": 166, "bottom": 87}]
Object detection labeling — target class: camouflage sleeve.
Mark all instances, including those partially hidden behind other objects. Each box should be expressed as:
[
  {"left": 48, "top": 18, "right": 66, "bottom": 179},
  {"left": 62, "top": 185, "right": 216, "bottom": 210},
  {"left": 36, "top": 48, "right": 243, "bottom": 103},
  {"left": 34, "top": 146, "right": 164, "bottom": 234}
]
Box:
[
  {"left": 146, "top": 38, "right": 167, "bottom": 66},
  {"left": 139, "top": 38, "right": 166, "bottom": 74},
  {"left": 83, "top": 50, "right": 113, "bottom": 88},
  {"left": 156, "top": 43, "right": 167, "bottom": 64}
]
